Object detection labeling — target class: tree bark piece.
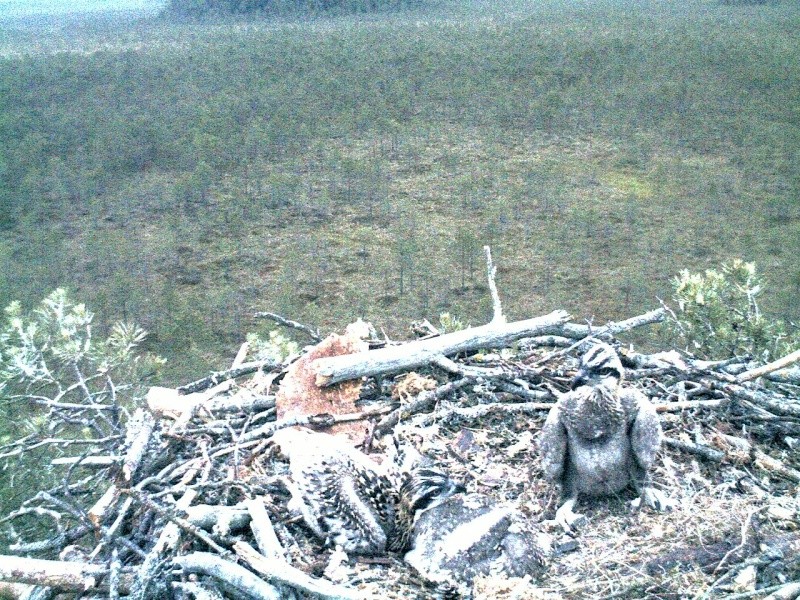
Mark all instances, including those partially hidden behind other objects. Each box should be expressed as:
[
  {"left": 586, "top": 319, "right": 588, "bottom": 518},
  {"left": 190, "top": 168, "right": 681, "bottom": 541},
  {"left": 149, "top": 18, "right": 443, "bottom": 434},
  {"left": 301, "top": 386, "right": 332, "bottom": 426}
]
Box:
[
  {"left": 313, "top": 310, "right": 571, "bottom": 387},
  {"left": 276, "top": 323, "right": 371, "bottom": 441}
]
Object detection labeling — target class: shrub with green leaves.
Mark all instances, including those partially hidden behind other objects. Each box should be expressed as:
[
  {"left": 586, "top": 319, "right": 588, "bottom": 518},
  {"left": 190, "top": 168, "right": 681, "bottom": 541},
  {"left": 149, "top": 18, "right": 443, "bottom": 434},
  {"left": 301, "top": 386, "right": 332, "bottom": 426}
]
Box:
[
  {"left": 0, "top": 289, "right": 162, "bottom": 531},
  {"left": 245, "top": 329, "right": 300, "bottom": 363},
  {"left": 668, "top": 260, "right": 797, "bottom": 361}
]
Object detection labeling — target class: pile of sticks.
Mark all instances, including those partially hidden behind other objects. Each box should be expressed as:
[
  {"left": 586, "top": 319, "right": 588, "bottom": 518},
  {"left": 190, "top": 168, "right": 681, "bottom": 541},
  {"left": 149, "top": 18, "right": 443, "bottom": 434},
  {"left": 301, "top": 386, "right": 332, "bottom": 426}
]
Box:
[{"left": 1, "top": 253, "right": 799, "bottom": 600}]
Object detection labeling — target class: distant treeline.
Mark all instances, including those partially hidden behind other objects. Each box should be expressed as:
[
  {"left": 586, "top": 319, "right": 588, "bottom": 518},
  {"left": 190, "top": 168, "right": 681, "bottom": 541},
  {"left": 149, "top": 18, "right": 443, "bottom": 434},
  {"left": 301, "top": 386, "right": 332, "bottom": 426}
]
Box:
[{"left": 165, "top": 0, "right": 426, "bottom": 17}]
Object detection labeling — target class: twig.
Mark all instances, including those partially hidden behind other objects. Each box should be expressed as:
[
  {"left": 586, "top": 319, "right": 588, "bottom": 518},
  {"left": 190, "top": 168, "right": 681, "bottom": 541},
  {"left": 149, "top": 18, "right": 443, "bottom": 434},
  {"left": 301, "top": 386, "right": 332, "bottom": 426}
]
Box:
[
  {"left": 483, "top": 246, "right": 505, "bottom": 324},
  {"left": 237, "top": 405, "right": 392, "bottom": 443},
  {"left": 120, "top": 488, "right": 230, "bottom": 557},
  {"left": 234, "top": 541, "right": 359, "bottom": 600},
  {"left": 654, "top": 399, "right": 726, "bottom": 413},
  {"left": 177, "top": 359, "right": 279, "bottom": 395},
  {"left": 172, "top": 552, "right": 281, "bottom": 600},
  {"left": 737, "top": 348, "right": 800, "bottom": 383},
  {"left": 374, "top": 377, "right": 474, "bottom": 436},
  {"left": 253, "top": 311, "right": 321, "bottom": 342}
]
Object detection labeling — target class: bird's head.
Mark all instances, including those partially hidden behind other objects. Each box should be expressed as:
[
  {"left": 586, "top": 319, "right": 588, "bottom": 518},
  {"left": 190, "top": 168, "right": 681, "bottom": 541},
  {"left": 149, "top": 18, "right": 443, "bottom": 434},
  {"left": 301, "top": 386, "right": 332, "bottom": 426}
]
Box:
[
  {"left": 400, "top": 466, "right": 465, "bottom": 515},
  {"left": 570, "top": 342, "right": 624, "bottom": 391}
]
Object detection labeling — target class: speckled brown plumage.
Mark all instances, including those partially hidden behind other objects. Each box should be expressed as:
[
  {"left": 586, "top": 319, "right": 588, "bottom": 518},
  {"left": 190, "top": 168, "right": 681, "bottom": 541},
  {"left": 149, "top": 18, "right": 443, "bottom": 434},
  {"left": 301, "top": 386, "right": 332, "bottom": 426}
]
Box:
[{"left": 272, "top": 428, "right": 461, "bottom": 555}]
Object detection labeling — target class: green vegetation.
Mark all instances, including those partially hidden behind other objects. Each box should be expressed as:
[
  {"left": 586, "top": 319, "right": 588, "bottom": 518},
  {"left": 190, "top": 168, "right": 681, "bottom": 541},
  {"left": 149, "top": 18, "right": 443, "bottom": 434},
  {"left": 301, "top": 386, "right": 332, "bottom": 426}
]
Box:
[
  {"left": 1, "top": 0, "right": 799, "bottom": 383},
  {"left": 667, "top": 260, "right": 799, "bottom": 360},
  {"left": 0, "top": 289, "right": 160, "bottom": 523}
]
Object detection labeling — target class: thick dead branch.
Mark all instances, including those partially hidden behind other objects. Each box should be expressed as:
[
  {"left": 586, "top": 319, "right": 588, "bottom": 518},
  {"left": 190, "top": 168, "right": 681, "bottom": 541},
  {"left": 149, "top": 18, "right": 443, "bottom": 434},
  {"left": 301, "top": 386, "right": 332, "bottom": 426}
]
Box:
[
  {"left": 313, "top": 310, "right": 571, "bottom": 386},
  {"left": 172, "top": 553, "right": 281, "bottom": 600},
  {"left": 737, "top": 348, "right": 800, "bottom": 383},
  {"left": 121, "top": 409, "right": 155, "bottom": 483},
  {"left": 764, "top": 582, "right": 800, "bottom": 600},
  {"left": 753, "top": 449, "right": 800, "bottom": 483},
  {"left": 244, "top": 498, "right": 284, "bottom": 560},
  {"left": 430, "top": 354, "right": 505, "bottom": 378},
  {"left": 720, "top": 383, "right": 800, "bottom": 418},
  {"left": 558, "top": 307, "right": 667, "bottom": 339},
  {"left": 185, "top": 505, "right": 250, "bottom": 533},
  {"left": 663, "top": 437, "right": 725, "bottom": 463},
  {"left": 0, "top": 556, "right": 132, "bottom": 593},
  {"left": 233, "top": 541, "right": 359, "bottom": 600}
]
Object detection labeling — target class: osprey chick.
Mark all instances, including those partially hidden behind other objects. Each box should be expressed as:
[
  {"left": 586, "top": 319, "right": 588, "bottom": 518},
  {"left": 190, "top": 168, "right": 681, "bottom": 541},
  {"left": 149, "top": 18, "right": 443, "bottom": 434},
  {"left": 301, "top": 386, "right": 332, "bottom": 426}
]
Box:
[
  {"left": 271, "top": 428, "right": 461, "bottom": 554},
  {"left": 538, "top": 342, "right": 674, "bottom": 533}
]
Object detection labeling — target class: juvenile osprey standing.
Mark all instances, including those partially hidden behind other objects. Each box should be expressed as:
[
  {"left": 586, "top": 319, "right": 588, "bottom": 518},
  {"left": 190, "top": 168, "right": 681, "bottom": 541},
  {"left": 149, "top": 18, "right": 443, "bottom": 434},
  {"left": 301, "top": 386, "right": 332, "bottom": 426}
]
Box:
[{"left": 538, "top": 342, "right": 673, "bottom": 533}]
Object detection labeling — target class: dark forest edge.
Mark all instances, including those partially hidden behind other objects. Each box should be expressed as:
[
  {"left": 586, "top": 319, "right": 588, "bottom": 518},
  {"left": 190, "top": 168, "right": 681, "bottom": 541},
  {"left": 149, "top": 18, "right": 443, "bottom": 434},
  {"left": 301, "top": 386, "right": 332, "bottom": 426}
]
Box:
[{"left": 164, "top": 0, "right": 430, "bottom": 17}]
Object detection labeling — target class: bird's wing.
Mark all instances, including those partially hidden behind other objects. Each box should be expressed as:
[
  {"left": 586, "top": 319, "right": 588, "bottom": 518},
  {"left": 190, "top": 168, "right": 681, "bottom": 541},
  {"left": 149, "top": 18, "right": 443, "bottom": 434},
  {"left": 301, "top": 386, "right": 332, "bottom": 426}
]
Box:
[
  {"left": 623, "top": 388, "right": 663, "bottom": 471},
  {"left": 538, "top": 402, "right": 568, "bottom": 484}
]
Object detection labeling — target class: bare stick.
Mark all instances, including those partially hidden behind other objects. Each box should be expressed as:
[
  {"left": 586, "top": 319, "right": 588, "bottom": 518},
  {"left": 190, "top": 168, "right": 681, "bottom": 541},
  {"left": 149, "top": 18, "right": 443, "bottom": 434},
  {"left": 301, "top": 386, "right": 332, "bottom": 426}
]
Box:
[
  {"left": 254, "top": 312, "right": 322, "bottom": 342},
  {"left": 662, "top": 437, "right": 725, "bottom": 463},
  {"left": 483, "top": 246, "right": 505, "bottom": 324},
  {"left": 120, "top": 488, "right": 230, "bottom": 557},
  {"left": 178, "top": 359, "right": 278, "bottom": 395},
  {"left": 313, "top": 310, "right": 571, "bottom": 387},
  {"left": 233, "top": 541, "right": 359, "bottom": 600},
  {"left": 244, "top": 498, "right": 284, "bottom": 560},
  {"left": 238, "top": 405, "right": 392, "bottom": 443},
  {"left": 654, "top": 399, "right": 725, "bottom": 412},
  {"left": 736, "top": 348, "right": 800, "bottom": 383},
  {"left": 172, "top": 553, "right": 281, "bottom": 600},
  {"left": 0, "top": 555, "right": 132, "bottom": 592},
  {"left": 430, "top": 354, "right": 504, "bottom": 378}
]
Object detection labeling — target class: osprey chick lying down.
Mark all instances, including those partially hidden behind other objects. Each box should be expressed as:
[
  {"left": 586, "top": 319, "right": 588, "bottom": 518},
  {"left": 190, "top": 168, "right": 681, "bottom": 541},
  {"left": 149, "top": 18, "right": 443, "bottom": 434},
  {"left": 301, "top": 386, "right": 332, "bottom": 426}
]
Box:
[
  {"left": 539, "top": 342, "right": 674, "bottom": 532},
  {"left": 270, "top": 428, "right": 462, "bottom": 555}
]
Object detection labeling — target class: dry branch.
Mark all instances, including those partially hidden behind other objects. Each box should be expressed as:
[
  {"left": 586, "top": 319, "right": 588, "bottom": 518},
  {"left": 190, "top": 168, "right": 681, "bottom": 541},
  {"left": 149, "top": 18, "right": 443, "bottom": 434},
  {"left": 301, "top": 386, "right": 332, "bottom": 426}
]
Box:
[
  {"left": 662, "top": 437, "right": 725, "bottom": 463},
  {"left": 0, "top": 556, "right": 132, "bottom": 593},
  {"left": 233, "top": 541, "right": 360, "bottom": 600},
  {"left": 244, "top": 498, "right": 284, "bottom": 561},
  {"left": 312, "top": 310, "right": 571, "bottom": 386},
  {"left": 557, "top": 307, "right": 667, "bottom": 339},
  {"left": 121, "top": 408, "right": 155, "bottom": 483},
  {"left": 172, "top": 553, "right": 281, "bottom": 600},
  {"left": 177, "top": 359, "right": 278, "bottom": 395},
  {"left": 737, "top": 348, "right": 800, "bottom": 383}
]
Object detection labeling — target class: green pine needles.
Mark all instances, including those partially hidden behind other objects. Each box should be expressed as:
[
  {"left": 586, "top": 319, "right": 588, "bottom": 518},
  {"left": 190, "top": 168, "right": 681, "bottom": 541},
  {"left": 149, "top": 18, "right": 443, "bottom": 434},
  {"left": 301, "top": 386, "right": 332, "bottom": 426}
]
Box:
[{"left": 668, "top": 260, "right": 798, "bottom": 361}]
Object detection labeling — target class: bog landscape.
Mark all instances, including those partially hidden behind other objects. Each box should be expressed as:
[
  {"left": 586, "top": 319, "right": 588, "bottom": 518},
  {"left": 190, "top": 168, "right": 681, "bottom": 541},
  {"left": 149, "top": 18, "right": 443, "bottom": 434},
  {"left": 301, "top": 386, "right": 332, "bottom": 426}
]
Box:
[{"left": 0, "top": 0, "right": 798, "bottom": 598}]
